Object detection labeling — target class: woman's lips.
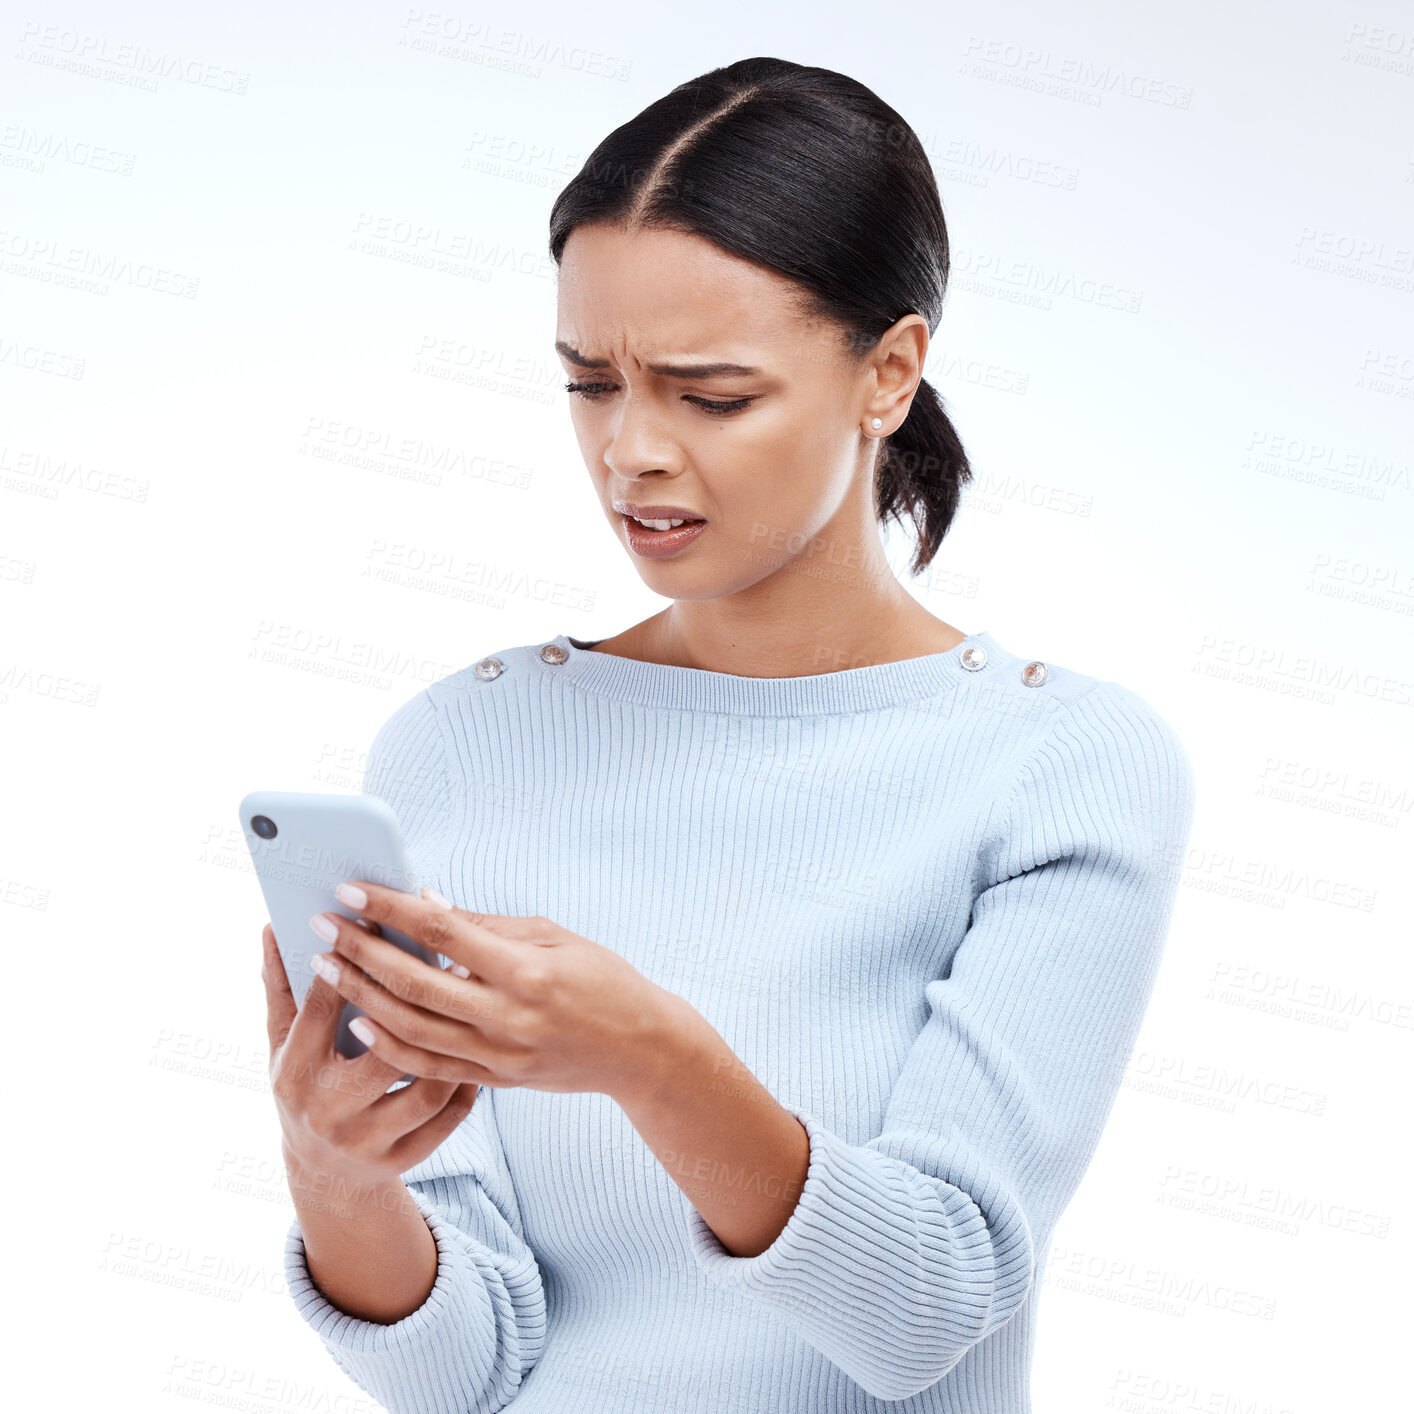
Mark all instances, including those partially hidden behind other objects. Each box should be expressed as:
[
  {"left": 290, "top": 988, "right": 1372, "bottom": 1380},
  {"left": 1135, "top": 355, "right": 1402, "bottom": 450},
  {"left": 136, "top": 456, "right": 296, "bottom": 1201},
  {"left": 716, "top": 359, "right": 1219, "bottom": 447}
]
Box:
[{"left": 619, "top": 512, "right": 709, "bottom": 558}]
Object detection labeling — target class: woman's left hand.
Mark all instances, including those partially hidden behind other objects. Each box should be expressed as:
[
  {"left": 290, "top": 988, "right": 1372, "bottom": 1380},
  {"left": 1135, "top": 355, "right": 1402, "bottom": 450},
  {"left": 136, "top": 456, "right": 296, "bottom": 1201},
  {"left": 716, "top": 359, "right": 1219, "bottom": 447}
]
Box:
[{"left": 308, "top": 880, "right": 689, "bottom": 1105}]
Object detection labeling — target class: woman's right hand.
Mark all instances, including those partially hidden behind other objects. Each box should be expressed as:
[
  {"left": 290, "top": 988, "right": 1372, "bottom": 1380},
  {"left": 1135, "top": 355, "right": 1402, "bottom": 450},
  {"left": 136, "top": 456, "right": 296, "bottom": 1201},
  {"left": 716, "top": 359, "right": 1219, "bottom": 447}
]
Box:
[{"left": 261, "top": 921, "right": 479, "bottom": 1198}]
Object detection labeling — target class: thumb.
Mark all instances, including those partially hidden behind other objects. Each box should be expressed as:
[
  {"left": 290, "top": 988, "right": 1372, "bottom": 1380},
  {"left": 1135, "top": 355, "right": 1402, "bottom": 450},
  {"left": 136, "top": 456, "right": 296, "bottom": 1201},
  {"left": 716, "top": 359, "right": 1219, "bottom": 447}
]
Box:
[{"left": 262, "top": 923, "right": 297, "bottom": 1056}]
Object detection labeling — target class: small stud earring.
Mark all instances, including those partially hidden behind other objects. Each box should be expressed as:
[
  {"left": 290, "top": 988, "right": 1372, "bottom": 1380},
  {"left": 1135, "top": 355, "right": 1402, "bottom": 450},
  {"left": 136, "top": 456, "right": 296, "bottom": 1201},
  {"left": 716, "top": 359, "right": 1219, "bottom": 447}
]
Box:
[{"left": 870, "top": 417, "right": 883, "bottom": 430}]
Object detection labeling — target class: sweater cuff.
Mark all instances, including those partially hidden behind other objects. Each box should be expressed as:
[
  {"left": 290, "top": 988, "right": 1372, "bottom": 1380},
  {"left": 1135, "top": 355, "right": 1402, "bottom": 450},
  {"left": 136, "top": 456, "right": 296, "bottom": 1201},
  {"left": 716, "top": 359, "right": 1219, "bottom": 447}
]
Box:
[
  {"left": 681, "top": 1103, "right": 836, "bottom": 1277},
  {"left": 283, "top": 1181, "right": 482, "bottom": 1355},
  {"left": 679, "top": 1100, "right": 1032, "bottom": 1400}
]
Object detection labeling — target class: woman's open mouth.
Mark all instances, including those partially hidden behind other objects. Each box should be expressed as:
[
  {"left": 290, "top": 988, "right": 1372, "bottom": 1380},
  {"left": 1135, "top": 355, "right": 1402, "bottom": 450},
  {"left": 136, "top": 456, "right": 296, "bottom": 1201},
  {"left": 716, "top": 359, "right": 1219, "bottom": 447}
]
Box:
[{"left": 619, "top": 512, "right": 709, "bottom": 558}]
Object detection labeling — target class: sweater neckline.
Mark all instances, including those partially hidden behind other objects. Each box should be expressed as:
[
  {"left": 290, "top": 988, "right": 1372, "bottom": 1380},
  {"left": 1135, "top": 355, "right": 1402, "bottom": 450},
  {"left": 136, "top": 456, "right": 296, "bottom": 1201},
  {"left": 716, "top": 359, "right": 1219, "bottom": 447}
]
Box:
[{"left": 546, "top": 628, "right": 1001, "bottom": 716}]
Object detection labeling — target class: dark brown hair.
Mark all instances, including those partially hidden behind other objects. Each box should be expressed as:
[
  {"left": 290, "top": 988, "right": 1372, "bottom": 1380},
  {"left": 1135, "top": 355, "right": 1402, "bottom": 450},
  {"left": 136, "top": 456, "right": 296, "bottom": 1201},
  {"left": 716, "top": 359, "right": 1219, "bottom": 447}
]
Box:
[{"left": 548, "top": 56, "right": 972, "bottom": 575}]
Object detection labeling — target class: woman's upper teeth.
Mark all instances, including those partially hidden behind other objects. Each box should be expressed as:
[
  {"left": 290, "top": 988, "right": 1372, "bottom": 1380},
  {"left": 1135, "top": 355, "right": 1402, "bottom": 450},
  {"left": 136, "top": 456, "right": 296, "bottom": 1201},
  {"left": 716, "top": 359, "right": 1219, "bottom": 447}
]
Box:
[{"left": 635, "top": 517, "right": 686, "bottom": 529}]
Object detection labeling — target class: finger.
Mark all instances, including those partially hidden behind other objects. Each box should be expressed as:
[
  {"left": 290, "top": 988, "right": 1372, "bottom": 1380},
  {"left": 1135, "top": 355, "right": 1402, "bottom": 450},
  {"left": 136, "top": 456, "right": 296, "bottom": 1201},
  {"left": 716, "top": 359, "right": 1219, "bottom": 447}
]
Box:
[
  {"left": 280, "top": 973, "right": 412, "bottom": 1106},
  {"left": 344, "top": 1077, "right": 480, "bottom": 1169},
  {"left": 310, "top": 1069, "right": 464, "bottom": 1155},
  {"left": 263, "top": 924, "right": 298, "bottom": 1056},
  {"left": 342, "top": 1006, "right": 529, "bottom": 1086},
  {"left": 263, "top": 922, "right": 291, "bottom": 992},
  {"left": 411, "top": 887, "right": 542, "bottom": 942},
  {"left": 330, "top": 1035, "right": 435, "bottom": 1106},
  {"left": 385, "top": 1081, "right": 482, "bottom": 1172},
  {"left": 319, "top": 932, "right": 515, "bottom": 1060},
  {"left": 324, "top": 913, "right": 508, "bottom": 1035},
  {"left": 335, "top": 880, "right": 525, "bottom": 985}
]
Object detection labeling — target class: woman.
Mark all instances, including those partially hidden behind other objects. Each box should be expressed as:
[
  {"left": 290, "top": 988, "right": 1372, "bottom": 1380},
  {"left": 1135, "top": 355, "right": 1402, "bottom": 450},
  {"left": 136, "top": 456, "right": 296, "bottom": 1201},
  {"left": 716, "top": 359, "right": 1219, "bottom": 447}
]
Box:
[{"left": 264, "top": 57, "right": 1196, "bottom": 1413}]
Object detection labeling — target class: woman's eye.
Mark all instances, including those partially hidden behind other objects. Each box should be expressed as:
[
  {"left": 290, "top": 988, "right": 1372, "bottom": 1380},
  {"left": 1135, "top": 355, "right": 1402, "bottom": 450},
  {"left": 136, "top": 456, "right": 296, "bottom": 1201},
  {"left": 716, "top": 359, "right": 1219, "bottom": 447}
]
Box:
[
  {"left": 686, "top": 396, "right": 754, "bottom": 417},
  {"left": 563, "top": 382, "right": 754, "bottom": 418}
]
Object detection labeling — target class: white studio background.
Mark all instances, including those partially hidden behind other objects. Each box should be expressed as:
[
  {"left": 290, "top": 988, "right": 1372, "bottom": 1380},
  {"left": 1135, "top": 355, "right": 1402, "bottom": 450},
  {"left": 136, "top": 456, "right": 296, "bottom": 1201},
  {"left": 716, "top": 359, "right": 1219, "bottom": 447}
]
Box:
[{"left": 3, "top": 2, "right": 1409, "bottom": 1410}]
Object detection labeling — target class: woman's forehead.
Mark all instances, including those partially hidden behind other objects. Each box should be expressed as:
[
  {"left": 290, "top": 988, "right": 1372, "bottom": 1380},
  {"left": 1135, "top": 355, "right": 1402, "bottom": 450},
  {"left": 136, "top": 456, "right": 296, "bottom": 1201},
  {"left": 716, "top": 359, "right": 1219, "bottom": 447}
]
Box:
[{"left": 556, "top": 233, "right": 827, "bottom": 366}]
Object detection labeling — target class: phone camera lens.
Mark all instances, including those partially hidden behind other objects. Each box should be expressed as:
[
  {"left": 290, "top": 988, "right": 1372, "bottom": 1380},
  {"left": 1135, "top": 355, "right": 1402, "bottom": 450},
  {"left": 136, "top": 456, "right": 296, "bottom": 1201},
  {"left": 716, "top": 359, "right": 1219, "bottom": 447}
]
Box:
[{"left": 251, "top": 814, "right": 278, "bottom": 840}]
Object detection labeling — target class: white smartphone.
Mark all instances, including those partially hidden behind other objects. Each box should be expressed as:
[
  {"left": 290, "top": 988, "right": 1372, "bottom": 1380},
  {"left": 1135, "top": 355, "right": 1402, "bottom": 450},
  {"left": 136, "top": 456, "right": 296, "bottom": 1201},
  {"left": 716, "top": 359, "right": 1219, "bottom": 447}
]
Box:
[{"left": 239, "top": 789, "right": 447, "bottom": 1065}]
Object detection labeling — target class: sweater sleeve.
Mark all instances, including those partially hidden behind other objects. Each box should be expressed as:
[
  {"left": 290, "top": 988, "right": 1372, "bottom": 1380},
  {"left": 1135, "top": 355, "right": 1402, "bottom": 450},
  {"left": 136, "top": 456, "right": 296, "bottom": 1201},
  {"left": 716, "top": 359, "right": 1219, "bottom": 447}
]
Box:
[
  {"left": 280, "top": 687, "right": 548, "bottom": 1412},
  {"left": 680, "top": 679, "right": 1197, "bottom": 1401}
]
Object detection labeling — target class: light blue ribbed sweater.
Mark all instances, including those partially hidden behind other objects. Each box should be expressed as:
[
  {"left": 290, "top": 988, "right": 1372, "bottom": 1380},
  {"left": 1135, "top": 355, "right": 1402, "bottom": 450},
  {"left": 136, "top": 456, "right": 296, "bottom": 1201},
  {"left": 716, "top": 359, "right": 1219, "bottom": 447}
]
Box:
[{"left": 282, "top": 626, "right": 1196, "bottom": 1413}]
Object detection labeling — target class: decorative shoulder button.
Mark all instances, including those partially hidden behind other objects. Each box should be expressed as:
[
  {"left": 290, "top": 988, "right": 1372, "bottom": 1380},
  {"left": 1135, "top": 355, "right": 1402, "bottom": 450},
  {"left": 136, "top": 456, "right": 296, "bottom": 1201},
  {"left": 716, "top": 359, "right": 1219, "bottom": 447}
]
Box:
[
  {"left": 540, "top": 643, "right": 569, "bottom": 665},
  {"left": 474, "top": 656, "right": 504, "bottom": 680},
  {"left": 960, "top": 644, "right": 988, "bottom": 671},
  {"left": 1021, "top": 660, "right": 1048, "bottom": 687}
]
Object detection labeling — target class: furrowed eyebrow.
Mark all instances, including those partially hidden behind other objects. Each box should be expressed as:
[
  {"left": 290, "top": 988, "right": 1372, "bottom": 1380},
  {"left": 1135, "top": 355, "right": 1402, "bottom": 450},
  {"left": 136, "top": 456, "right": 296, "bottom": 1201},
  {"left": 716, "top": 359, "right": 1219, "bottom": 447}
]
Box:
[{"left": 555, "top": 340, "right": 760, "bottom": 378}]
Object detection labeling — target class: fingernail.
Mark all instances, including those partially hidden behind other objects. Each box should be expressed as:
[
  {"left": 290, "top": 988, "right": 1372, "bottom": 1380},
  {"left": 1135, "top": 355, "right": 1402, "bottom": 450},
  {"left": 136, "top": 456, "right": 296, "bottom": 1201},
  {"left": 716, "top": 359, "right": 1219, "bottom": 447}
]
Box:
[
  {"left": 348, "top": 1017, "right": 375, "bottom": 1045},
  {"left": 421, "top": 886, "right": 453, "bottom": 910},
  {"left": 450, "top": 963, "right": 470, "bottom": 979},
  {"left": 311, "top": 954, "right": 340, "bottom": 985},
  {"left": 309, "top": 913, "right": 339, "bottom": 944},
  {"left": 335, "top": 882, "right": 367, "bottom": 909}
]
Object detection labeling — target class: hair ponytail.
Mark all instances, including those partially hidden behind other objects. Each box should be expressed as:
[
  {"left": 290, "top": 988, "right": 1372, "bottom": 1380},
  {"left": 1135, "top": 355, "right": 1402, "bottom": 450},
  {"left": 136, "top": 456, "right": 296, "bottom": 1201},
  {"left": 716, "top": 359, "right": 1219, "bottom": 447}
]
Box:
[
  {"left": 549, "top": 56, "right": 972, "bottom": 574},
  {"left": 876, "top": 377, "right": 973, "bottom": 577}
]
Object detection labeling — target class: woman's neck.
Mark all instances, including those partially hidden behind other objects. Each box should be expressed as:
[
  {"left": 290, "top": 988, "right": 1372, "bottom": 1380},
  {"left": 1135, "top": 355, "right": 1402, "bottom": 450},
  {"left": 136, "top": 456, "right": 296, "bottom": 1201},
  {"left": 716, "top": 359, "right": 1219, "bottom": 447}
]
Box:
[{"left": 584, "top": 603, "right": 968, "bottom": 677}]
